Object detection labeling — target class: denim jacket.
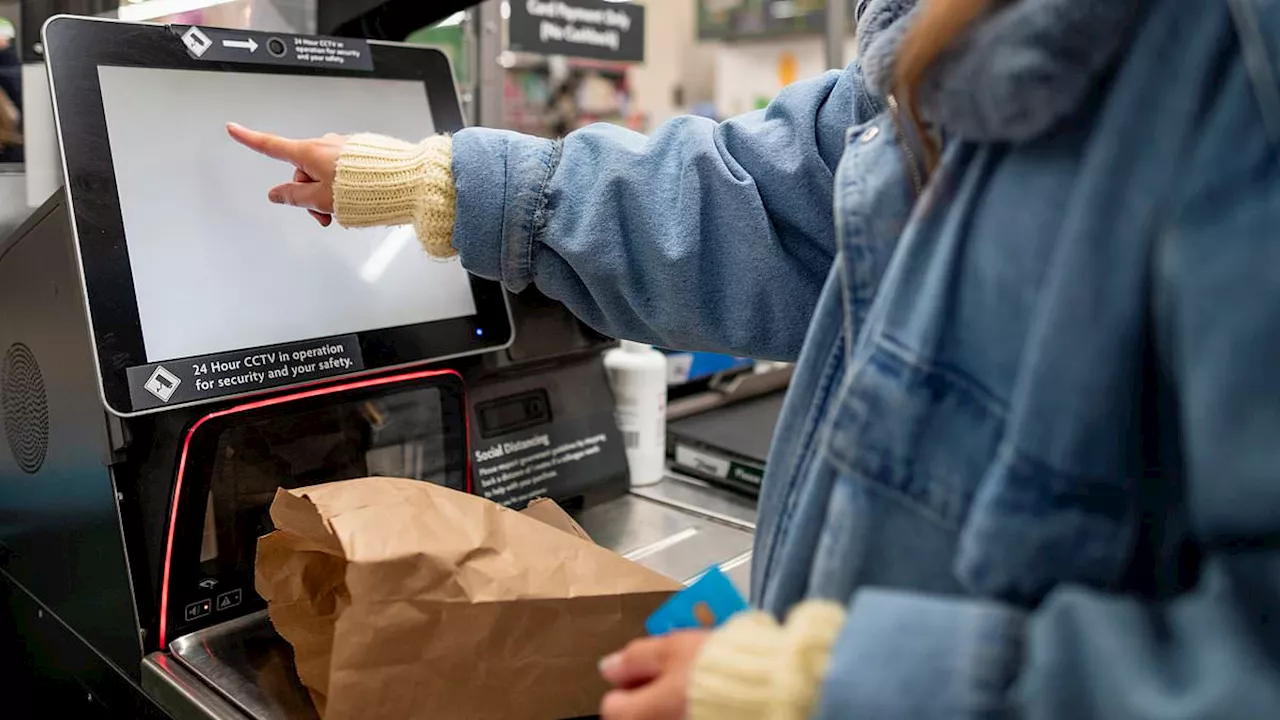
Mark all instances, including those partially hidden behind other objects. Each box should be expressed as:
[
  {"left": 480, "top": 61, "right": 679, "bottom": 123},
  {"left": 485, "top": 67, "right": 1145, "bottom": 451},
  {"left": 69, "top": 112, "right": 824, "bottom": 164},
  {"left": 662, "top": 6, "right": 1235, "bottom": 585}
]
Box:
[{"left": 451, "top": 0, "right": 1280, "bottom": 716}]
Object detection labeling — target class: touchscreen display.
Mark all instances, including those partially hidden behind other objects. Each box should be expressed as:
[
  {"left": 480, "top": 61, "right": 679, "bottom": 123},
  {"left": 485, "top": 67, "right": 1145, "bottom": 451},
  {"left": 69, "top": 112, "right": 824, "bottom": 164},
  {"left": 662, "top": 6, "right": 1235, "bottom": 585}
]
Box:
[{"left": 96, "top": 66, "right": 477, "bottom": 364}]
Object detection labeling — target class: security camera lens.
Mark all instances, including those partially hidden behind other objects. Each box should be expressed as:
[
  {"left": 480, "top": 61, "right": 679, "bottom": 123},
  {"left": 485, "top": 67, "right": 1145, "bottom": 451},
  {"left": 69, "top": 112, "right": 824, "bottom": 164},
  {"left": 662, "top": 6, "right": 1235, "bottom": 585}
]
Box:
[{"left": 267, "top": 37, "right": 287, "bottom": 57}]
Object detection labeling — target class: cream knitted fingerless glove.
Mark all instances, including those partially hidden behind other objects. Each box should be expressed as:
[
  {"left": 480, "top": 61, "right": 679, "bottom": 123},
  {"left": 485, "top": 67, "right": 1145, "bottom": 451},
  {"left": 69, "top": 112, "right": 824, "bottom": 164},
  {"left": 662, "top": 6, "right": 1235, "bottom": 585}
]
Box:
[
  {"left": 333, "top": 133, "right": 457, "bottom": 258},
  {"left": 689, "top": 601, "right": 846, "bottom": 720}
]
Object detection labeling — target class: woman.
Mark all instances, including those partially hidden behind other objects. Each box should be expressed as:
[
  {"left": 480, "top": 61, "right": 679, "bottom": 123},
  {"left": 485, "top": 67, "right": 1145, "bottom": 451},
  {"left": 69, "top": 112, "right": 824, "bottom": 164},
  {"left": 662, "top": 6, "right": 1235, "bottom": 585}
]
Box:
[{"left": 232, "top": 0, "right": 1280, "bottom": 716}]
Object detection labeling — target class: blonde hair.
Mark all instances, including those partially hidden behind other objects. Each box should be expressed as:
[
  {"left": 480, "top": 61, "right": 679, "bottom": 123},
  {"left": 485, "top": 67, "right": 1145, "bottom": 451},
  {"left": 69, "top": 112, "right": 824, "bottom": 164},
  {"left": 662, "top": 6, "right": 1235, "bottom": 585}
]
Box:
[{"left": 894, "top": 0, "right": 991, "bottom": 173}]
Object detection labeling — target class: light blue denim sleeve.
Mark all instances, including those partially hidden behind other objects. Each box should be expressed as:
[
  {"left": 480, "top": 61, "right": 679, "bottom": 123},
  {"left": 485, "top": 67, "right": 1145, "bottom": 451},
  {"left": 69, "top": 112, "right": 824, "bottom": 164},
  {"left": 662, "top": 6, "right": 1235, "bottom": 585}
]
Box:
[{"left": 449, "top": 67, "right": 871, "bottom": 361}]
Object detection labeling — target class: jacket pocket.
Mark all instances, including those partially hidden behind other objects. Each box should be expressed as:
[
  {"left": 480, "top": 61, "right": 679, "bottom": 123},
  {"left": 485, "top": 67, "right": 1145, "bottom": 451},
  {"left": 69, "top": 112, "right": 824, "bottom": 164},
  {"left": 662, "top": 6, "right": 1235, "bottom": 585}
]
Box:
[{"left": 822, "top": 337, "right": 1006, "bottom": 531}]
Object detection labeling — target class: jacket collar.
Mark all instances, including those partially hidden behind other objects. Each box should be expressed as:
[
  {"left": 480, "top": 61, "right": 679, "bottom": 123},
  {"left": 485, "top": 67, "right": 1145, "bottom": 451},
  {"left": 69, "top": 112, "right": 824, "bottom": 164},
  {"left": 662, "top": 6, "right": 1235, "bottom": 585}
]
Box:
[{"left": 857, "top": 0, "right": 1144, "bottom": 142}]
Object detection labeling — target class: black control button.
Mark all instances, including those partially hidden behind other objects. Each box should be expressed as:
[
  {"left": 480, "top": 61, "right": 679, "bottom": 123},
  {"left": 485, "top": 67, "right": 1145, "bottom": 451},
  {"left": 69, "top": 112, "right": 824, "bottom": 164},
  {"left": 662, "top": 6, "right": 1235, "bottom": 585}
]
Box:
[
  {"left": 184, "top": 600, "right": 212, "bottom": 622},
  {"left": 216, "top": 589, "right": 243, "bottom": 612}
]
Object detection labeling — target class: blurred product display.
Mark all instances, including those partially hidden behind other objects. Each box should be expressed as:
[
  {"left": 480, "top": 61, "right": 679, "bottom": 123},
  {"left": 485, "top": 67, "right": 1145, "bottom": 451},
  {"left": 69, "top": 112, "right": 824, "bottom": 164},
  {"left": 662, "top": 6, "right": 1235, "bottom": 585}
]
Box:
[{"left": 507, "top": 57, "right": 645, "bottom": 137}]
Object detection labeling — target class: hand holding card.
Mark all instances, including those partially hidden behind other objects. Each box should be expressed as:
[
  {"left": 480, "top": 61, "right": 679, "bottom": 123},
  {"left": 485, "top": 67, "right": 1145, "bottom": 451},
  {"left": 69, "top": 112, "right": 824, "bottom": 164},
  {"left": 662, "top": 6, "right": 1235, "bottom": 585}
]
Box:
[{"left": 645, "top": 566, "right": 749, "bottom": 635}]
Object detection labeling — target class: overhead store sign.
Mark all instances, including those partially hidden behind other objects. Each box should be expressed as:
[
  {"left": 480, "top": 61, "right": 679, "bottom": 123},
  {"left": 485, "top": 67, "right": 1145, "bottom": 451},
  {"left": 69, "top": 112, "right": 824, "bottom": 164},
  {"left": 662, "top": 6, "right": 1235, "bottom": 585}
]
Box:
[
  {"left": 698, "top": 0, "right": 838, "bottom": 41},
  {"left": 509, "top": 0, "right": 646, "bottom": 63}
]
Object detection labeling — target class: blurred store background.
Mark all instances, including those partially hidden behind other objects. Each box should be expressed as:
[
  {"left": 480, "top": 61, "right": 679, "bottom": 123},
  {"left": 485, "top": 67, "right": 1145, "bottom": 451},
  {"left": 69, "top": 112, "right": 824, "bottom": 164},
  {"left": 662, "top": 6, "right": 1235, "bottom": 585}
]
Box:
[{"left": 1, "top": 0, "right": 860, "bottom": 229}]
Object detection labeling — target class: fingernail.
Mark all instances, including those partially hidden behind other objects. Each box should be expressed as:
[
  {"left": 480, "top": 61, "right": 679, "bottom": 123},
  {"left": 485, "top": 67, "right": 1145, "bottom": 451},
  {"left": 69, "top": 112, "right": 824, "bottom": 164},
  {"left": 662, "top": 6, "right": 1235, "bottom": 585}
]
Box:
[
  {"left": 598, "top": 653, "right": 621, "bottom": 676},
  {"left": 268, "top": 190, "right": 281, "bottom": 203}
]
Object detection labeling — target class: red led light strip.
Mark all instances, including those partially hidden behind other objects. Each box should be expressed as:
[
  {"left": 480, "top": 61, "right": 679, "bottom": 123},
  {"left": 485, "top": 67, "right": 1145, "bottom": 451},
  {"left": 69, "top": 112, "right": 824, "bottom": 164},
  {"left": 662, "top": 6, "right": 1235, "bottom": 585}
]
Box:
[{"left": 158, "top": 369, "right": 469, "bottom": 647}]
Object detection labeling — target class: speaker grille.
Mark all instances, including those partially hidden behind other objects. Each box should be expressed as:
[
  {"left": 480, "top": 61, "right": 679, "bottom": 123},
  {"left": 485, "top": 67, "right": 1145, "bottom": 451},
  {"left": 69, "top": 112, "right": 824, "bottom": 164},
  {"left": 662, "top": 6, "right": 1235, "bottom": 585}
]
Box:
[{"left": 2, "top": 344, "right": 50, "bottom": 475}]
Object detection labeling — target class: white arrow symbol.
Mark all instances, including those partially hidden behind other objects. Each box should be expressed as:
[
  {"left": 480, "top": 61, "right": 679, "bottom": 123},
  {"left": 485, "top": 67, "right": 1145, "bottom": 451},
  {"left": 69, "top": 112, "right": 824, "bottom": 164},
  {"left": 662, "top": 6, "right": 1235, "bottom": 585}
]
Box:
[{"left": 222, "top": 38, "right": 259, "bottom": 53}]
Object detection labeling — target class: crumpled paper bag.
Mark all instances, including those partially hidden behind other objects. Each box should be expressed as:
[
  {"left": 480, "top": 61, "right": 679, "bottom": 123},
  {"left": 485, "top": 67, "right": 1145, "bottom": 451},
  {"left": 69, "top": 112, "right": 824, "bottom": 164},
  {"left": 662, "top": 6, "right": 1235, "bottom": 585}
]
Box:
[{"left": 256, "top": 477, "right": 682, "bottom": 719}]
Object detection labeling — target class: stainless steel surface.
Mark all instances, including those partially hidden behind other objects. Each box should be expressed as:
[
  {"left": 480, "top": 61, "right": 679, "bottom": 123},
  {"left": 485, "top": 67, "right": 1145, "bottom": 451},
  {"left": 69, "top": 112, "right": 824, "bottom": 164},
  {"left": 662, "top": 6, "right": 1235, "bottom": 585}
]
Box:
[
  {"left": 633, "top": 474, "right": 758, "bottom": 529},
  {"left": 576, "top": 486, "right": 755, "bottom": 594},
  {"left": 144, "top": 652, "right": 254, "bottom": 720},
  {"left": 825, "top": 0, "right": 848, "bottom": 69},
  {"left": 168, "top": 613, "right": 319, "bottom": 720},
  {"left": 158, "top": 478, "right": 758, "bottom": 720}
]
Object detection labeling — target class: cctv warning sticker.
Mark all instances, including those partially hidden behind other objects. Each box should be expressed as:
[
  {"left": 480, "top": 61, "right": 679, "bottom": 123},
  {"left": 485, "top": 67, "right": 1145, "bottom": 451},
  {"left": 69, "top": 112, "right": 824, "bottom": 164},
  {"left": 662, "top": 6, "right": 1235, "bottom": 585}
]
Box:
[
  {"left": 171, "top": 26, "right": 374, "bottom": 71},
  {"left": 126, "top": 335, "right": 365, "bottom": 411}
]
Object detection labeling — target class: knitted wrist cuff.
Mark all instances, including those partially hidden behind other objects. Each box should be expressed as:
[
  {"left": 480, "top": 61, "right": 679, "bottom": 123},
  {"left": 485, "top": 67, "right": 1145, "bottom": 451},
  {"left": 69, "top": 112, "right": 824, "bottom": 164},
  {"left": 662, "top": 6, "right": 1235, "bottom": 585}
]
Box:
[
  {"left": 689, "top": 601, "right": 847, "bottom": 720},
  {"left": 334, "top": 133, "right": 457, "bottom": 258}
]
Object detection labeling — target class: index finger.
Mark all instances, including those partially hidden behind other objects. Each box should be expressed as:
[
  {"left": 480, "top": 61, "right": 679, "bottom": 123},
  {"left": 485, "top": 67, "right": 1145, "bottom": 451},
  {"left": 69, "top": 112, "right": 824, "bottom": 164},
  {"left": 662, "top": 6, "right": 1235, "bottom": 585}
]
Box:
[{"left": 227, "top": 123, "right": 304, "bottom": 164}]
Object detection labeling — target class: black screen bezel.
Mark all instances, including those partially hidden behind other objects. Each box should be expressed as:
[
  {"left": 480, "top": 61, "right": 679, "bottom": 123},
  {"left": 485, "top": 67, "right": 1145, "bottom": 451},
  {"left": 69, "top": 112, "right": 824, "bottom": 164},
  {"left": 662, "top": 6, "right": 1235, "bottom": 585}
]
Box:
[{"left": 42, "top": 16, "right": 513, "bottom": 417}]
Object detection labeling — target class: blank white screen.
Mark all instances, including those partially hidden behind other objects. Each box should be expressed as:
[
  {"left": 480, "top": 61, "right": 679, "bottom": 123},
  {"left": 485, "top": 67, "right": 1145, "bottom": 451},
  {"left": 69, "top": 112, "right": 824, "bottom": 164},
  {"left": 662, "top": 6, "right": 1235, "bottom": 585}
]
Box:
[{"left": 97, "top": 65, "right": 477, "bottom": 363}]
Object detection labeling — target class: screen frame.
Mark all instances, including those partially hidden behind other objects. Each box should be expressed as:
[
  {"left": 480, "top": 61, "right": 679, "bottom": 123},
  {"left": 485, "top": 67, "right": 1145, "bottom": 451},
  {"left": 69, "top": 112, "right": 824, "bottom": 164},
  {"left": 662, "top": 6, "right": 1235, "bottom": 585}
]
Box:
[{"left": 42, "top": 15, "right": 513, "bottom": 417}]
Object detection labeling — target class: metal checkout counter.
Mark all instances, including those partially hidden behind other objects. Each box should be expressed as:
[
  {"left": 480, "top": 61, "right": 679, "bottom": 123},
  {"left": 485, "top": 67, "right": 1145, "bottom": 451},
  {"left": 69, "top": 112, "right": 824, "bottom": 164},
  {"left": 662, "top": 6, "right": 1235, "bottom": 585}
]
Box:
[{"left": 0, "top": 12, "right": 765, "bottom": 720}]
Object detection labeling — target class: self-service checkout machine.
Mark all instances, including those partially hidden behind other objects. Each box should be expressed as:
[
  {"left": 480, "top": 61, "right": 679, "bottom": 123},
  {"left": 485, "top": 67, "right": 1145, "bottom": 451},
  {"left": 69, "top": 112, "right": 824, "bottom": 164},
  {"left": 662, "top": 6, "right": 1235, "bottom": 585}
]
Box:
[{"left": 0, "top": 16, "right": 755, "bottom": 719}]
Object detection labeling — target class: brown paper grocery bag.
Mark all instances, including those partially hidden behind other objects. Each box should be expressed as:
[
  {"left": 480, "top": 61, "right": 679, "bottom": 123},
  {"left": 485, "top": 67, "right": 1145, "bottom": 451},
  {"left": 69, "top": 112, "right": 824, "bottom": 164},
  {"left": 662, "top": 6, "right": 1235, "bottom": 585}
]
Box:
[{"left": 256, "top": 477, "right": 681, "bottom": 720}]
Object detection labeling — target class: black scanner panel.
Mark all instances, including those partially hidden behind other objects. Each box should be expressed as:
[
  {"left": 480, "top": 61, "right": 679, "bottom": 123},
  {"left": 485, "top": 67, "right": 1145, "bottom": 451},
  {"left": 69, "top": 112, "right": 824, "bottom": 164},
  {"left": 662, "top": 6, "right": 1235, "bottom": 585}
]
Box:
[{"left": 160, "top": 371, "right": 469, "bottom": 645}]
